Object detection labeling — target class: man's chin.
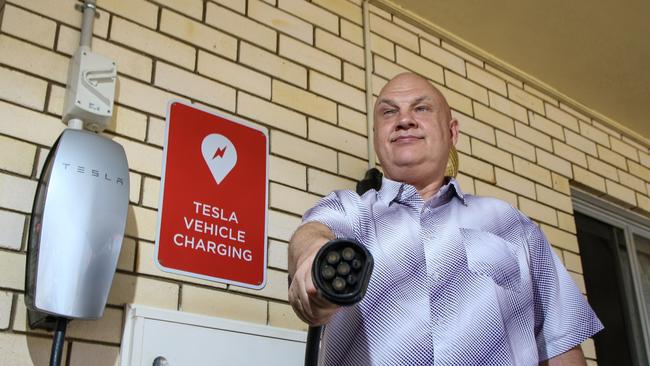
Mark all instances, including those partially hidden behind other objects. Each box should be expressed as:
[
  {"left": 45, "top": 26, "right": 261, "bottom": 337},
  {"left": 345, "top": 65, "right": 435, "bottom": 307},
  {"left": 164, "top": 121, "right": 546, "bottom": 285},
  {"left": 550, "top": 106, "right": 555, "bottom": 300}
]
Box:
[
  {"left": 383, "top": 162, "right": 424, "bottom": 179},
  {"left": 391, "top": 158, "right": 425, "bottom": 169}
]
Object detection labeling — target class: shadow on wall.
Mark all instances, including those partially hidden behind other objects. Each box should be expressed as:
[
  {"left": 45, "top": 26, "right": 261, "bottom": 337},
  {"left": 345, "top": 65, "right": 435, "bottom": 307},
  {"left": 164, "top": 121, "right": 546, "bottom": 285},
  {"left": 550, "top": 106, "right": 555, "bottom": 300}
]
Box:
[
  {"left": 105, "top": 78, "right": 121, "bottom": 134},
  {"left": 25, "top": 334, "right": 69, "bottom": 365},
  {"left": 0, "top": 1, "right": 5, "bottom": 29}
]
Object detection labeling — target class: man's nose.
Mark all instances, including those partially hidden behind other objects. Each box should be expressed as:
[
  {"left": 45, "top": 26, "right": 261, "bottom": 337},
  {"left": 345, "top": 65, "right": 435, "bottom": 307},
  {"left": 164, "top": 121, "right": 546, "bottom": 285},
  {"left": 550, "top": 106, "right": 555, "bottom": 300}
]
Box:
[{"left": 396, "top": 111, "right": 417, "bottom": 129}]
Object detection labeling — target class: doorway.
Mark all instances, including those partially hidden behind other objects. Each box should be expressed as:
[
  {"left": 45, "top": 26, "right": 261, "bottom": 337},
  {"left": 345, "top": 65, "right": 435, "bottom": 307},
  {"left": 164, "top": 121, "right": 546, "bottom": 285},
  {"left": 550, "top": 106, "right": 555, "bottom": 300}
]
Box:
[{"left": 574, "top": 189, "right": 650, "bottom": 365}]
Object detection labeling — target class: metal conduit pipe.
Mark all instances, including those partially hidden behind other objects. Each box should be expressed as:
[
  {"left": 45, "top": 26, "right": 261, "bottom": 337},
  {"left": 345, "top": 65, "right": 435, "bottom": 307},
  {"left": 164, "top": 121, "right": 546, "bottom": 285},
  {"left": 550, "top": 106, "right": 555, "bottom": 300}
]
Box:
[
  {"left": 67, "top": 0, "right": 98, "bottom": 130},
  {"left": 303, "top": 3, "right": 377, "bottom": 364},
  {"left": 362, "top": 0, "right": 376, "bottom": 169},
  {"left": 79, "top": 0, "right": 97, "bottom": 48}
]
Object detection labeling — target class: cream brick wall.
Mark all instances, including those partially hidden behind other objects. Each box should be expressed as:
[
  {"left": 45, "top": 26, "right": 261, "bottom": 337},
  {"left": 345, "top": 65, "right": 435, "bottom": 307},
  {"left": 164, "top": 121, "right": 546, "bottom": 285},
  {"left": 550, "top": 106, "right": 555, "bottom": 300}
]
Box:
[
  {"left": 1, "top": 1, "right": 647, "bottom": 364},
  {"left": 343, "top": 62, "right": 366, "bottom": 90},
  {"left": 159, "top": 9, "right": 237, "bottom": 61},
  {"left": 0, "top": 67, "right": 47, "bottom": 111},
  {"left": 279, "top": 35, "right": 342, "bottom": 79},
  {"left": 474, "top": 101, "right": 515, "bottom": 134},
  {"left": 68, "top": 342, "right": 119, "bottom": 366},
  {"left": 516, "top": 121, "right": 553, "bottom": 151},
  {"left": 272, "top": 80, "right": 338, "bottom": 123},
  {"left": 240, "top": 42, "right": 308, "bottom": 88},
  {"left": 0, "top": 209, "right": 25, "bottom": 251},
  {"left": 0, "top": 291, "right": 12, "bottom": 330},
  {"left": 111, "top": 17, "right": 196, "bottom": 71},
  {"left": 0, "top": 333, "right": 69, "bottom": 366}
]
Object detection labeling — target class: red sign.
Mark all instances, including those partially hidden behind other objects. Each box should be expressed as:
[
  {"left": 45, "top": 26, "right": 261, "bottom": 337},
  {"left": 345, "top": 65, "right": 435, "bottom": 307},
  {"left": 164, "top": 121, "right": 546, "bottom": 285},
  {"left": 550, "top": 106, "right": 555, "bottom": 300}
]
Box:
[{"left": 155, "top": 101, "right": 268, "bottom": 289}]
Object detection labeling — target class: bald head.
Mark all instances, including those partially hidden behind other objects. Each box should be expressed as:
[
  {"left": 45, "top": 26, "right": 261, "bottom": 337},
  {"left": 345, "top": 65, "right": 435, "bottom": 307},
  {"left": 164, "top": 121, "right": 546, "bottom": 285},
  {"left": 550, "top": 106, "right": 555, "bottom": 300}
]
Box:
[{"left": 375, "top": 72, "right": 452, "bottom": 122}]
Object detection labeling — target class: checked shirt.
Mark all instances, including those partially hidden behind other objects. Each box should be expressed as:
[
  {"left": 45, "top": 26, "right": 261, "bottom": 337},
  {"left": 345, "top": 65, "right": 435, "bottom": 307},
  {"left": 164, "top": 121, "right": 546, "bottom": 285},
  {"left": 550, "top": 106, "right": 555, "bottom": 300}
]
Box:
[{"left": 303, "top": 177, "right": 603, "bottom": 365}]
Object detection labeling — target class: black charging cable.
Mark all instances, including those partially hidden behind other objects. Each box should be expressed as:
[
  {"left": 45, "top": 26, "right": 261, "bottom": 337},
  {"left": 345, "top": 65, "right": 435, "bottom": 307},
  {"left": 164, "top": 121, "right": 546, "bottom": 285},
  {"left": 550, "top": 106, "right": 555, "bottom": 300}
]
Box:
[
  {"left": 49, "top": 317, "right": 68, "bottom": 366},
  {"left": 303, "top": 168, "right": 382, "bottom": 366}
]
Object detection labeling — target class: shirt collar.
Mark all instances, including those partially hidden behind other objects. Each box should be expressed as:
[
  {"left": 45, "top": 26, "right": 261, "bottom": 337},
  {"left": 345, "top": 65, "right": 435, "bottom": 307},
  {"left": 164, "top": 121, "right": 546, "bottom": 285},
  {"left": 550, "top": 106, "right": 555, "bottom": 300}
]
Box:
[{"left": 377, "top": 176, "right": 467, "bottom": 206}]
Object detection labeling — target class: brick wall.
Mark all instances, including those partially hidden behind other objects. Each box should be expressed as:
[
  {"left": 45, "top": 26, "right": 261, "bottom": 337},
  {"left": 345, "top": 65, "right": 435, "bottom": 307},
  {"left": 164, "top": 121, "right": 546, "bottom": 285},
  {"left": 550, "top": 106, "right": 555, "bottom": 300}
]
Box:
[{"left": 1, "top": 0, "right": 648, "bottom": 364}]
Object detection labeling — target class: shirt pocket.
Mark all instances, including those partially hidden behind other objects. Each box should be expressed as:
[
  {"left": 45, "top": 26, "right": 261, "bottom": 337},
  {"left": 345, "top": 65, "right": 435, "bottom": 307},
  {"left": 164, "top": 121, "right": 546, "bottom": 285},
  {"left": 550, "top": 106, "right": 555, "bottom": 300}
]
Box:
[{"left": 460, "top": 228, "right": 522, "bottom": 291}]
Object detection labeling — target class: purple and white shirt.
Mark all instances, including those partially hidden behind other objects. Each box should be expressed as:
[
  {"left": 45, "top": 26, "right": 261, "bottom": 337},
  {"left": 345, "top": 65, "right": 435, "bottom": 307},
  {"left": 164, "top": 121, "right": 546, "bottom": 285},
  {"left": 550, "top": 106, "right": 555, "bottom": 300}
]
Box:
[{"left": 303, "top": 177, "right": 603, "bottom": 365}]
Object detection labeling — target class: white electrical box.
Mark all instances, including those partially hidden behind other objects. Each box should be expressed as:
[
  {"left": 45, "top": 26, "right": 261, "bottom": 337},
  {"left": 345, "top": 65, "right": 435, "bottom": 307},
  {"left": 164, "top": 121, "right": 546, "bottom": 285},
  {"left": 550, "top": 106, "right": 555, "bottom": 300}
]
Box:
[
  {"left": 121, "top": 305, "right": 307, "bottom": 365},
  {"left": 62, "top": 45, "right": 117, "bottom": 132}
]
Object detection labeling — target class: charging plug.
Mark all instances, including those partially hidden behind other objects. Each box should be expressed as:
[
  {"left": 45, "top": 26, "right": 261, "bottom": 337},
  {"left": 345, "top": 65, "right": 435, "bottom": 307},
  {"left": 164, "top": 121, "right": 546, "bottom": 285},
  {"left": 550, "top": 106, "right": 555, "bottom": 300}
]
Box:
[{"left": 312, "top": 239, "right": 373, "bottom": 306}]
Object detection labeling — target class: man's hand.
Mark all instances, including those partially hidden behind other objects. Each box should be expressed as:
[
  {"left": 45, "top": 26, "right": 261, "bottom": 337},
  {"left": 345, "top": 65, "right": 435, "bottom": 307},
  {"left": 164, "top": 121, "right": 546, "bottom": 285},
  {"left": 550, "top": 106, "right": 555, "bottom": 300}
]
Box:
[
  {"left": 289, "top": 249, "right": 339, "bottom": 325},
  {"left": 288, "top": 222, "right": 339, "bottom": 326}
]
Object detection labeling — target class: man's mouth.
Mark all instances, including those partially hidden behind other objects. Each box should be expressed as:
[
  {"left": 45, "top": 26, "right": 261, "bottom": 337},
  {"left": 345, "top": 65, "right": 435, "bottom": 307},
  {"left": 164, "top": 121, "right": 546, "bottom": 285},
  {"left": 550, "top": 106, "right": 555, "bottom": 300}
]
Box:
[{"left": 390, "top": 135, "right": 424, "bottom": 143}]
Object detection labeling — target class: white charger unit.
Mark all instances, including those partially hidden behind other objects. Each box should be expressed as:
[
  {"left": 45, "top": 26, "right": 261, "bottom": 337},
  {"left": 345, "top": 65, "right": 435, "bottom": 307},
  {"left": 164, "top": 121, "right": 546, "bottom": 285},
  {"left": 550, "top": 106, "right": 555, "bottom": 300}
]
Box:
[
  {"left": 62, "top": 45, "right": 117, "bottom": 132},
  {"left": 26, "top": 128, "right": 129, "bottom": 319}
]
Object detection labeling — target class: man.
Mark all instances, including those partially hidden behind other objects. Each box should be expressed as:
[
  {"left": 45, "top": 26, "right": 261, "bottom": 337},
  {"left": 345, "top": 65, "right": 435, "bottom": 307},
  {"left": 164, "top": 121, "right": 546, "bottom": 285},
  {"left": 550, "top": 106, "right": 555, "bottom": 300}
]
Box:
[{"left": 288, "top": 72, "right": 602, "bottom": 365}]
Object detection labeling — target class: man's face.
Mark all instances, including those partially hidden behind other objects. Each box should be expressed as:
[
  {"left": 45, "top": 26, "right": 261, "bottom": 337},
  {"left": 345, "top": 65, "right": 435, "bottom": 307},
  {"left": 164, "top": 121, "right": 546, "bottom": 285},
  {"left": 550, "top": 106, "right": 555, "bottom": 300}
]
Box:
[{"left": 373, "top": 73, "right": 458, "bottom": 186}]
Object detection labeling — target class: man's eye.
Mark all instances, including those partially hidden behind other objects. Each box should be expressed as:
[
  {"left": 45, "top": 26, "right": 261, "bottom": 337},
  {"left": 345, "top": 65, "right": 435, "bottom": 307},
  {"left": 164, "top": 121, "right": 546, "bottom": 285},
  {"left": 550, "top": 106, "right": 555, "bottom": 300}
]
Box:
[
  {"left": 415, "top": 105, "right": 431, "bottom": 112},
  {"left": 382, "top": 109, "right": 397, "bottom": 116}
]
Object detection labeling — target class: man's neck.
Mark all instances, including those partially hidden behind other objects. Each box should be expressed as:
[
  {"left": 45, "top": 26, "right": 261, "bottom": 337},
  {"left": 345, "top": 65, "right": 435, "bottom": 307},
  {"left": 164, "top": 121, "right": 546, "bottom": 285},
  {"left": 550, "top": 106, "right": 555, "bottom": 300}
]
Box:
[{"left": 414, "top": 177, "right": 447, "bottom": 200}]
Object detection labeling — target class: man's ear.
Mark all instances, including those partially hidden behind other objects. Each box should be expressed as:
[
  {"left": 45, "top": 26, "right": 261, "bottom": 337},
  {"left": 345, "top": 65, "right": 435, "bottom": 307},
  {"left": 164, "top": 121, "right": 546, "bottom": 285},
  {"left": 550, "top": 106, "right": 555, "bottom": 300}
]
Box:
[{"left": 449, "top": 118, "right": 460, "bottom": 146}]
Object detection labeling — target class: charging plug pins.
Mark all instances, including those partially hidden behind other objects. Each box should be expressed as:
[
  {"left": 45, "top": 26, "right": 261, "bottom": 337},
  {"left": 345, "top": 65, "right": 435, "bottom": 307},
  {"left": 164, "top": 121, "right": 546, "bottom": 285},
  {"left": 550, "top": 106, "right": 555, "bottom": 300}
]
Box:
[
  {"left": 326, "top": 251, "right": 341, "bottom": 265},
  {"left": 312, "top": 239, "right": 373, "bottom": 306},
  {"left": 332, "top": 277, "right": 347, "bottom": 292},
  {"left": 320, "top": 265, "right": 336, "bottom": 280},
  {"left": 318, "top": 246, "right": 367, "bottom": 296}
]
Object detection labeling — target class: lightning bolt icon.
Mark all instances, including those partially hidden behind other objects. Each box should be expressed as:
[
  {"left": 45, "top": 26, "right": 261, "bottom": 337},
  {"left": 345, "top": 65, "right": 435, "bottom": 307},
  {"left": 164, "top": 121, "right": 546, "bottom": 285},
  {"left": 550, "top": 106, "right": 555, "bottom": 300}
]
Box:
[{"left": 213, "top": 146, "right": 227, "bottom": 159}]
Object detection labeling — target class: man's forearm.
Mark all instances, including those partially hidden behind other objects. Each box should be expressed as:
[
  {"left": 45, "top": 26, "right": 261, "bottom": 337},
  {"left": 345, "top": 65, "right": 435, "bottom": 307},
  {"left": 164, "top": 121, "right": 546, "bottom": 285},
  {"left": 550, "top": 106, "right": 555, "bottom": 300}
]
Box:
[
  {"left": 288, "top": 221, "right": 335, "bottom": 278},
  {"left": 540, "top": 345, "right": 587, "bottom": 366}
]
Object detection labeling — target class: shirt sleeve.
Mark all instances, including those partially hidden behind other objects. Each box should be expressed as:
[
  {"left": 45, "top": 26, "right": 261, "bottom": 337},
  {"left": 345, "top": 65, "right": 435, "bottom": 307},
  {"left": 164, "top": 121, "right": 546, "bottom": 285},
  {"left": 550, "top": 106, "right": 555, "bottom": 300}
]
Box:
[
  {"left": 519, "top": 213, "right": 604, "bottom": 360},
  {"left": 301, "top": 190, "right": 360, "bottom": 240}
]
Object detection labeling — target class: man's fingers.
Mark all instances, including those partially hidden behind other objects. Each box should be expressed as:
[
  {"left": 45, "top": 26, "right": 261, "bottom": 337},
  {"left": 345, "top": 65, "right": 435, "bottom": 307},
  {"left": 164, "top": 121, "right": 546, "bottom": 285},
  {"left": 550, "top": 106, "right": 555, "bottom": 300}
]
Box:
[
  {"left": 297, "top": 260, "right": 317, "bottom": 317},
  {"left": 305, "top": 270, "right": 319, "bottom": 297},
  {"left": 289, "top": 267, "right": 319, "bottom": 324},
  {"left": 310, "top": 292, "right": 334, "bottom": 308},
  {"left": 303, "top": 267, "right": 331, "bottom": 307},
  {"left": 289, "top": 281, "right": 313, "bottom": 324},
  {"left": 288, "top": 251, "right": 340, "bottom": 326}
]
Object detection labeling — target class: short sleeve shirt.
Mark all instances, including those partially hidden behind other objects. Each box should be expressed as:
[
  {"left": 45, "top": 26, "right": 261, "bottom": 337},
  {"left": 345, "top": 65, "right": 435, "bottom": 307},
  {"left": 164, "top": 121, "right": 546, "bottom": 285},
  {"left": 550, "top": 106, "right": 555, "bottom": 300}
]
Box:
[{"left": 302, "top": 177, "right": 603, "bottom": 365}]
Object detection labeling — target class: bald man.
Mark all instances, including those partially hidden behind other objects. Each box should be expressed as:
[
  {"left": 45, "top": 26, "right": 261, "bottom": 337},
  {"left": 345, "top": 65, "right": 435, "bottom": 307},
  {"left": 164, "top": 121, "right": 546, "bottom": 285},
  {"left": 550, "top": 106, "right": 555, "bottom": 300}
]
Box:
[{"left": 288, "top": 73, "right": 602, "bottom": 365}]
